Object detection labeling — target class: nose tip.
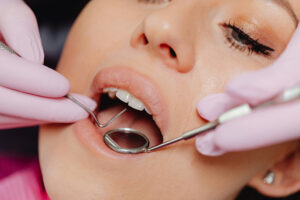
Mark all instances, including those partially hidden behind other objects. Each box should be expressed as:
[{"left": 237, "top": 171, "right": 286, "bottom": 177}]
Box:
[{"left": 131, "top": 15, "right": 195, "bottom": 73}]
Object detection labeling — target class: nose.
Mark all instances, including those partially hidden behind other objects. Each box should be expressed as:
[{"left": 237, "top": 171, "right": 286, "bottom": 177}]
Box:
[{"left": 130, "top": 5, "right": 195, "bottom": 73}]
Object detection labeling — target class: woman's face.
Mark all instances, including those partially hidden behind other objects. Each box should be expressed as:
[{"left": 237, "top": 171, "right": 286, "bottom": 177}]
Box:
[{"left": 39, "top": 0, "right": 300, "bottom": 199}]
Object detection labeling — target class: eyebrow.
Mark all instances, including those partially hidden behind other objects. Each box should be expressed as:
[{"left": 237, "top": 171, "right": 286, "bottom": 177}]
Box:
[{"left": 267, "top": 0, "right": 298, "bottom": 26}]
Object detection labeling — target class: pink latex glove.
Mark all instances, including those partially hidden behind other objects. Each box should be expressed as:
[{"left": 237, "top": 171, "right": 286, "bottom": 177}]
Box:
[
  {"left": 196, "top": 24, "right": 300, "bottom": 156},
  {"left": 0, "top": 0, "right": 96, "bottom": 129}
]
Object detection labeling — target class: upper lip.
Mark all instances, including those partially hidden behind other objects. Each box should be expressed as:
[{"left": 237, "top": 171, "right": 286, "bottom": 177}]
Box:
[{"left": 89, "top": 66, "right": 169, "bottom": 135}]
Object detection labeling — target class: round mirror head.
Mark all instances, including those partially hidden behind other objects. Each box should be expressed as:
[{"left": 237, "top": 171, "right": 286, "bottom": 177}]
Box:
[{"left": 104, "top": 128, "right": 150, "bottom": 154}]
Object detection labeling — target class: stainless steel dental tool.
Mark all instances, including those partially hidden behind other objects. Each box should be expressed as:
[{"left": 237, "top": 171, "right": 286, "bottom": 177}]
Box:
[
  {"left": 100, "top": 85, "right": 300, "bottom": 154},
  {"left": 0, "top": 42, "right": 16, "bottom": 54}
]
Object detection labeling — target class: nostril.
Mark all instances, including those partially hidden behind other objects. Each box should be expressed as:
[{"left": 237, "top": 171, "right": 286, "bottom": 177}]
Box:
[
  {"left": 160, "top": 43, "right": 177, "bottom": 59},
  {"left": 135, "top": 33, "right": 149, "bottom": 46},
  {"left": 169, "top": 48, "right": 177, "bottom": 58},
  {"left": 141, "top": 34, "right": 149, "bottom": 45}
]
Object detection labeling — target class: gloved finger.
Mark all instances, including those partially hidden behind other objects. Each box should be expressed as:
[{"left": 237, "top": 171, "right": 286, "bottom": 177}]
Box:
[
  {"left": 196, "top": 100, "right": 300, "bottom": 156},
  {"left": 0, "top": 50, "right": 69, "bottom": 97},
  {"left": 227, "top": 25, "right": 300, "bottom": 106},
  {"left": 0, "top": 0, "right": 44, "bottom": 63},
  {"left": 0, "top": 86, "right": 97, "bottom": 123},
  {"left": 197, "top": 93, "right": 242, "bottom": 121},
  {"left": 0, "top": 114, "right": 45, "bottom": 130}
]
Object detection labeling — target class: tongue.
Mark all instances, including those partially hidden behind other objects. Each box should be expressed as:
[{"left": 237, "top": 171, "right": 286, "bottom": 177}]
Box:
[{"left": 97, "top": 104, "right": 162, "bottom": 147}]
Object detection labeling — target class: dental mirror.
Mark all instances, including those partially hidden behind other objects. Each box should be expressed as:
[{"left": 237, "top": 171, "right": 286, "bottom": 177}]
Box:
[
  {"left": 103, "top": 121, "right": 219, "bottom": 154},
  {"left": 104, "top": 128, "right": 150, "bottom": 154}
]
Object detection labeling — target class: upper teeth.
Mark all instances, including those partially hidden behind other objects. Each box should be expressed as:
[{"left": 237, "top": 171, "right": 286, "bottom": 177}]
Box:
[{"left": 103, "top": 87, "right": 152, "bottom": 115}]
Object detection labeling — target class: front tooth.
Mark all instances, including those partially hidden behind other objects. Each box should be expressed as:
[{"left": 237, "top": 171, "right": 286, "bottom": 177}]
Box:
[
  {"left": 128, "top": 96, "right": 145, "bottom": 111},
  {"left": 116, "top": 89, "right": 131, "bottom": 103}
]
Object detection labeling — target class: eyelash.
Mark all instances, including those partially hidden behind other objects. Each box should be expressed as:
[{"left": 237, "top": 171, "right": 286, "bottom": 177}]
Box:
[{"left": 221, "top": 22, "right": 274, "bottom": 57}]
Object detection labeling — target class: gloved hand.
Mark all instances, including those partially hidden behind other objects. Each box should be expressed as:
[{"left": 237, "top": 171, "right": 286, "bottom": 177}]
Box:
[
  {"left": 195, "top": 24, "right": 300, "bottom": 156},
  {"left": 0, "top": 0, "right": 96, "bottom": 129}
]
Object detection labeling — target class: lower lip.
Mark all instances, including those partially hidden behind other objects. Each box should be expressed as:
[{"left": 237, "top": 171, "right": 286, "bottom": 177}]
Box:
[{"left": 73, "top": 118, "right": 148, "bottom": 159}]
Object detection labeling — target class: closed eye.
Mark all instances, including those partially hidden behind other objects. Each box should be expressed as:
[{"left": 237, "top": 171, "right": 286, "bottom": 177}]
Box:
[{"left": 220, "top": 22, "right": 275, "bottom": 57}]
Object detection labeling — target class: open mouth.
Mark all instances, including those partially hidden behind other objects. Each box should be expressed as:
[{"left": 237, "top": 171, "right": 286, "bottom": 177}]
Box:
[
  {"left": 73, "top": 67, "right": 168, "bottom": 157},
  {"left": 93, "top": 87, "right": 163, "bottom": 149}
]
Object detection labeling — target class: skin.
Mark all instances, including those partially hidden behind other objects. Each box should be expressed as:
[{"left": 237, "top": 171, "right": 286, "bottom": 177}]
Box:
[{"left": 39, "top": 0, "right": 300, "bottom": 199}]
